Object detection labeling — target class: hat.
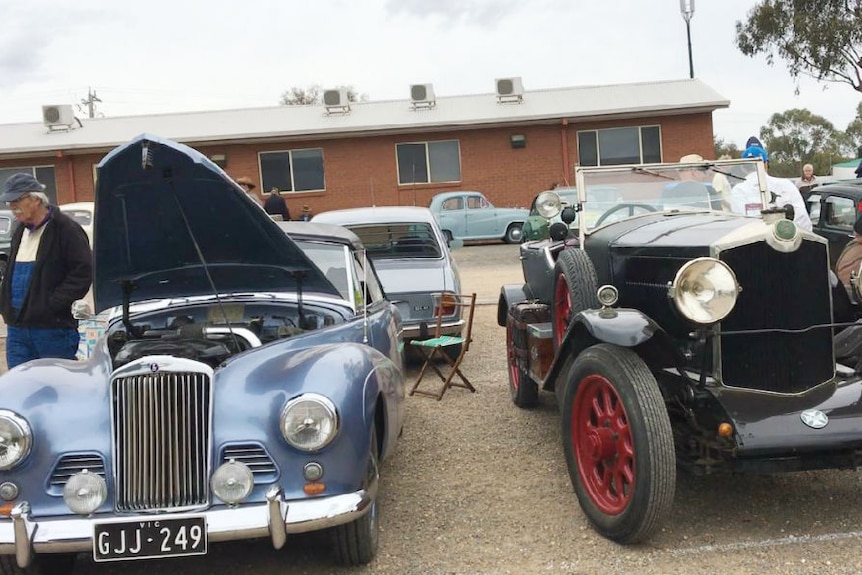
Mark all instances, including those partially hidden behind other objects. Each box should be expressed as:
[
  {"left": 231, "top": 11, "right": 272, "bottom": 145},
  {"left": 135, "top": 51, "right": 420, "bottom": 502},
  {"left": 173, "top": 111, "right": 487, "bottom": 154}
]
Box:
[
  {"left": 679, "top": 153, "right": 704, "bottom": 163},
  {"left": 855, "top": 215, "right": 862, "bottom": 236},
  {"left": 235, "top": 176, "right": 256, "bottom": 190},
  {"left": 742, "top": 145, "right": 769, "bottom": 162},
  {"left": 0, "top": 172, "right": 46, "bottom": 202},
  {"left": 302, "top": 205, "right": 311, "bottom": 212},
  {"left": 746, "top": 136, "right": 763, "bottom": 148}
]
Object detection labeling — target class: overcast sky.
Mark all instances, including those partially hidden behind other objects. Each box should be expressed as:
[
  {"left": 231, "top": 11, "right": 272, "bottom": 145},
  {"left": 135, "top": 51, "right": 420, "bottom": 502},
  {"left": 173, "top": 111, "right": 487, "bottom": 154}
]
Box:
[{"left": 2, "top": 0, "right": 860, "bottom": 149}]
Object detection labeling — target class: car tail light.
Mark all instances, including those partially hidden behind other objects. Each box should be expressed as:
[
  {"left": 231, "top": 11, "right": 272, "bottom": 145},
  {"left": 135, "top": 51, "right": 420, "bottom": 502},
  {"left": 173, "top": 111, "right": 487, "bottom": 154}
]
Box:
[{"left": 435, "top": 293, "right": 458, "bottom": 317}]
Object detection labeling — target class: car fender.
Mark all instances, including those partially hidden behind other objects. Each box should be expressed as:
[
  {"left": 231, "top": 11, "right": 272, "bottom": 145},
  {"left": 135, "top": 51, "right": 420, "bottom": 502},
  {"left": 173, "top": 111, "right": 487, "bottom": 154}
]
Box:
[
  {"left": 497, "top": 283, "right": 534, "bottom": 326},
  {"left": 547, "top": 308, "right": 679, "bottom": 400}
]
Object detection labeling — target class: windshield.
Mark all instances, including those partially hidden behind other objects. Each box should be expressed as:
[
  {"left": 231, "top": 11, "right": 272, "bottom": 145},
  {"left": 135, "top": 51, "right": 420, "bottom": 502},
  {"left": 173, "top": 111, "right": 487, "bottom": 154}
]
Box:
[
  {"left": 346, "top": 223, "right": 443, "bottom": 259},
  {"left": 575, "top": 159, "right": 767, "bottom": 232}
]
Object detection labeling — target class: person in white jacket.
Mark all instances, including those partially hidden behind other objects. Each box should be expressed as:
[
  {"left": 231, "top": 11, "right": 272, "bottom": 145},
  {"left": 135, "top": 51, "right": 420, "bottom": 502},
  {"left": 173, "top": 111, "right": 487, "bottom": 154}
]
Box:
[{"left": 729, "top": 145, "right": 812, "bottom": 231}]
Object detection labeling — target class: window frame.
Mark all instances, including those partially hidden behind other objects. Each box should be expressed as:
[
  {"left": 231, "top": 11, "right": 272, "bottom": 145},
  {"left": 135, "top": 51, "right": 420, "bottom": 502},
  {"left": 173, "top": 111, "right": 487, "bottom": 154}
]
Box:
[
  {"left": 576, "top": 125, "right": 662, "bottom": 167},
  {"left": 0, "top": 165, "right": 58, "bottom": 204},
  {"left": 259, "top": 148, "right": 326, "bottom": 194},
  {"left": 395, "top": 139, "right": 462, "bottom": 185}
]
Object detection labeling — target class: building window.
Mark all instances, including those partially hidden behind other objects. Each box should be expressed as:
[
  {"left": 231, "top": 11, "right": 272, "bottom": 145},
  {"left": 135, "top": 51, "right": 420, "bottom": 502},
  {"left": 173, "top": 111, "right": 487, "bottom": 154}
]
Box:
[
  {"left": 396, "top": 140, "right": 461, "bottom": 185},
  {"left": 577, "top": 126, "right": 662, "bottom": 166},
  {"left": 0, "top": 166, "right": 57, "bottom": 204},
  {"left": 260, "top": 148, "right": 325, "bottom": 193}
]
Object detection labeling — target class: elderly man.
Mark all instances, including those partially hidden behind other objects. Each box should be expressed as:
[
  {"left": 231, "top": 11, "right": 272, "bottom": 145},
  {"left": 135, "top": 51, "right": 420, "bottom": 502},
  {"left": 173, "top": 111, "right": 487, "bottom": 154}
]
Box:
[
  {"left": 0, "top": 173, "right": 92, "bottom": 368},
  {"left": 795, "top": 163, "right": 818, "bottom": 201},
  {"left": 729, "top": 145, "right": 812, "bottom": 231}
]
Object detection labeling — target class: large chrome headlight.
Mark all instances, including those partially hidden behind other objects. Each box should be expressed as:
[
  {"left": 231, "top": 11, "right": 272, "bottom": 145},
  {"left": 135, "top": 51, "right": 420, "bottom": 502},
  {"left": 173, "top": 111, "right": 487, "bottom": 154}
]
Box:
[
  {"left": 535, "top": 191, "right": 562, "bottom": 218},
  {"left": 280, "top": 394, "right": 338, "bottom": 452},
  {"left": 0, "top": 410, "right": 32, "bottom": 470},
  {"left": 669, "top": 258, "right": 739, "bottom": 324}
]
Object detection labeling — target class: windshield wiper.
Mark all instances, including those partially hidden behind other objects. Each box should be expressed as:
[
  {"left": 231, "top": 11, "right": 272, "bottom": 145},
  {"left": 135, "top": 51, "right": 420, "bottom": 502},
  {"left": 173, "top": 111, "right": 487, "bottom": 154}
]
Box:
[
  {"left": 631, "top": 166, "right": 675, "bottom": 181},
  {"left": 708, "top": 165, "right": 747, "bottom": 181}
]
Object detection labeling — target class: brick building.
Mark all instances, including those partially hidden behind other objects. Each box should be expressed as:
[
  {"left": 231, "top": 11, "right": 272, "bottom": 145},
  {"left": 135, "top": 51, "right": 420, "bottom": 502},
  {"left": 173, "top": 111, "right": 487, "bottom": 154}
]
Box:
[{"left": 0, "top": 78, "right": 727, "bottom": 214}]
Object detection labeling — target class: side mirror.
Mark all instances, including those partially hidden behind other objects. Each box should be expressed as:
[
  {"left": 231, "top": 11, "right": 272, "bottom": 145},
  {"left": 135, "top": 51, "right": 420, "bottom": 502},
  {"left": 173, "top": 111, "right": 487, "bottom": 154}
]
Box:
[
  {"left": 71, "top": 299, "right": 93, "bottom": 320},
  {"left": 449, "top": 238, "right": 464, "bottom": 250}
]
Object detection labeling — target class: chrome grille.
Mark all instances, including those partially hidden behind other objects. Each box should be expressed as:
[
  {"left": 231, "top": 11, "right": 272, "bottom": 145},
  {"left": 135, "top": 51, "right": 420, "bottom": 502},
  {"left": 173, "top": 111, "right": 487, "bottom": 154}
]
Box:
[{"left": 112, "top": 371, "right": 211, "bottom": 511}]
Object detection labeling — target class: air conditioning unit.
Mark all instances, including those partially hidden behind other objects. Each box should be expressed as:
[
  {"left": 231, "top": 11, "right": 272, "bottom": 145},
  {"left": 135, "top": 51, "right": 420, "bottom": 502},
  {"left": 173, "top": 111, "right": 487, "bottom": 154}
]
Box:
[
  {"left": 42, "top": 104, "right": 76, "bottom": 128},
  {"left": 322, "top": 88, "right": 350, "bottom": 115},
  {"left": 495, "top": 77, "right": 524, "bottom": 103},
  {"left": 410, "top": 83, "right": 436, "bottom": 109}
]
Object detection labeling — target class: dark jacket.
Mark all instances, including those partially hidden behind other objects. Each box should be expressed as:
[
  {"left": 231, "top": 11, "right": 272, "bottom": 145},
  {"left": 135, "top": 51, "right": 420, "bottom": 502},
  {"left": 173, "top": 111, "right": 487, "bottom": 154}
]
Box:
[
  {"left": 263, "top": 193, "right": 291, "bottom": 221},
  {"left": 0, "top": 208, "right": 92, "bottom": 328}
]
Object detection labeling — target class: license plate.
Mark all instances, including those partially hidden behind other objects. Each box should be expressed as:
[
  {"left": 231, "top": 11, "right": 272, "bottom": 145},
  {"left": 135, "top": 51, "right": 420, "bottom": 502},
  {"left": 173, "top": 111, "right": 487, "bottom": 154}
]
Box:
[{"left": 93, "top": 516, "right": 207, "bottom": 562}]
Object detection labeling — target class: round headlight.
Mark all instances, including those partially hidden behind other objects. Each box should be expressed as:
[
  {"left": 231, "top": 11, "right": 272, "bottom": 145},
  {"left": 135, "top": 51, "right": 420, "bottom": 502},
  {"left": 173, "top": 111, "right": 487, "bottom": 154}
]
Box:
[
  {"left": 597, "top": 285, "right": 619, "bottom": 307},
  {"left": 670, "top": 258, "right": 739, "bottom": 324},
  {"left": 63, "top": 470, "right": 107, "bottom": 515},
  {"left": 211, "top": 460, "right": 254, "bottom": 504},
  {"left": 0, "top": 410, "right": 32, "bottom": 470},
  {"left": 535, "top": 191, "right": 562, "bottom": 218},
  {"left": 280, "top": 394, "right": 338, "bottom": 452}
]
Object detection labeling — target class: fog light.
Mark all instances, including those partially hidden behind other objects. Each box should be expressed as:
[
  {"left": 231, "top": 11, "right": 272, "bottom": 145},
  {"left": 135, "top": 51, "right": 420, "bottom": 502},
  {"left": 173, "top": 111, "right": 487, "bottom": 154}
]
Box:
[
  {"left": 0, "top": 482, "right": 18, "bottom": 501},
  {"left": 211, "top": 460, "right": 254, "bottom": 504},
  {"left": 63, "top": 470, "right": 107, "bottom": 515},
  {"left": 303, "top": 462, "right": 324, "bottom": 482}
]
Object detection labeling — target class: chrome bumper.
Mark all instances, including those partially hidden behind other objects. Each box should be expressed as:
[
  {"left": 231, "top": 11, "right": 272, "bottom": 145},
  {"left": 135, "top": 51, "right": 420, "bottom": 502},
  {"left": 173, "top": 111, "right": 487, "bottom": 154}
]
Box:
[
  {"left": 403, "top": 318, "right": 465, "bottom": 340},
  {"left": 0, "top": 479, "right": 377, "bottom": 568}
]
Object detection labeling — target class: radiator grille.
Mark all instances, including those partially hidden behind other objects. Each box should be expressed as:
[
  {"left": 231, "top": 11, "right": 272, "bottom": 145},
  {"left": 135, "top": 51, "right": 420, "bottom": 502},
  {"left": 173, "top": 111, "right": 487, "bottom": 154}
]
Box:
[
  {"left": 112, "top": 371, "right": 211, "bottom": 511},
  {"left": 719, "top": 239, "right": 834, "bottom": 393}
]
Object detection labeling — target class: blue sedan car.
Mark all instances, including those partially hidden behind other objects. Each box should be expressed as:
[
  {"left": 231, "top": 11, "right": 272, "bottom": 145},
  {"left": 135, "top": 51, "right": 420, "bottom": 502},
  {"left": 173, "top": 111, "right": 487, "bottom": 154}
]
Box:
[
  {"left": 429, "top": 190, "right": 529, "bottom": 244},
  {"left": 0, "top": 134, "right": 406, "bottom": 572}
]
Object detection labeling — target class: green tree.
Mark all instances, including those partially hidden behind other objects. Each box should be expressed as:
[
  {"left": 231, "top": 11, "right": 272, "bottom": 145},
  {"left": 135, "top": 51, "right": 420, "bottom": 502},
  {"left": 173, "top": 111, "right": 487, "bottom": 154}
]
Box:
[
  {"left": 714, "top": 137, "right": 740, "bottom": 159},
  {"left": 758, "top": 108, "right": 849, "bottom": 176},
  {"left": 846, "top": 102, "right": 862, "bottom": 153},
  {"left": 735, "top": 0, "right": 862, "bottom": 93},
  {"left": 280, "top": 84, "right": 367, "bottom": 106}
]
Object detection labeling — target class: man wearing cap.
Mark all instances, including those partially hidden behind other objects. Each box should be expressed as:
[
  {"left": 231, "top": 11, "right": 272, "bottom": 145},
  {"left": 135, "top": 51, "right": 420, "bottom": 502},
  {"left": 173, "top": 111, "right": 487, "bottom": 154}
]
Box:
[
  {"left": 729, "top": 145, "right": 812, "bottom": 231},
  {"left": 235, "top": 176, "right": 262, "bottom": 207},
  {"left": 0, "top": 173, "right": 92, "bottom": 369}
]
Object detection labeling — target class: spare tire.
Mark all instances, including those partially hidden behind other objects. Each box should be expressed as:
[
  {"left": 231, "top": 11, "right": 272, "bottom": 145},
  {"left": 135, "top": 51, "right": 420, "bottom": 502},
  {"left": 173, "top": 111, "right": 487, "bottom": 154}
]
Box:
[{"left": 552, "top": 249, "right": 599, "bottom": 352}]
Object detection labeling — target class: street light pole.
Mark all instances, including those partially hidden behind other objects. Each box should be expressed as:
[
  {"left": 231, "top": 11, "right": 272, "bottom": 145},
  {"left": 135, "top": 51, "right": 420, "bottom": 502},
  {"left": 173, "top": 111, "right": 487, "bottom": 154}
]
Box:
[{"left": 680, "top": 0, "right": 695, "bottom": 79}]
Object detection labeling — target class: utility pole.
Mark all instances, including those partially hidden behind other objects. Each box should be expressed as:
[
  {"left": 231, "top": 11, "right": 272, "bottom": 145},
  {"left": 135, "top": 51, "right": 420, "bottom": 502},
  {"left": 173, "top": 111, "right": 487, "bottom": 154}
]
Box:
[
  {"left": 80, "top": 87, "right": 102, "bottom": 118},
  {"left": 679, "top": 0, "right": 695, "bottom": 79}
]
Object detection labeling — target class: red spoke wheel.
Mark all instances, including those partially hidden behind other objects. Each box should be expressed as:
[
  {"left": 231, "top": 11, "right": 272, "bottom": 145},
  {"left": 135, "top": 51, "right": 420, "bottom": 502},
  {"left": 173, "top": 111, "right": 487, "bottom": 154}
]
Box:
[
  {"left": 561, "top": 343, "right": 675, "bottom": 543},
  {"left": 507, "top": 315, "right": 537, "bottom": 408},
  {"left": 552, "top": 249, "right": 599, "bottom": 352}
]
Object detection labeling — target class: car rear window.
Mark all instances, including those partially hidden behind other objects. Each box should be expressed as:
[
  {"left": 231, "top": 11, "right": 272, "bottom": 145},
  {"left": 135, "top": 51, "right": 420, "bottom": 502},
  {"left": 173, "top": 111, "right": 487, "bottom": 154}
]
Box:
[{"left": 347, "top": 223, "right": 442, "bottom": 259}]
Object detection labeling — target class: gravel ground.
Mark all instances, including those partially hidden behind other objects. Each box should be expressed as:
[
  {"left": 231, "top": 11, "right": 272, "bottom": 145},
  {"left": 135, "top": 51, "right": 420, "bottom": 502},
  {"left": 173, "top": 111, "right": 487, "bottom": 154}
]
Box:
[{"left": 10, "top": 243, "right": 862, "bottom": 574}]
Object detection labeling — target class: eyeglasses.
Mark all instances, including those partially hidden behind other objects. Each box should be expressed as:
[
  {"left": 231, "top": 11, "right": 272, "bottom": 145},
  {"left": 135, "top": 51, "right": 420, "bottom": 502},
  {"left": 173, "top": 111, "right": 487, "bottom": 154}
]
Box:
[{"left": 6, "top": 194, "right": 31, "bottom": 206}]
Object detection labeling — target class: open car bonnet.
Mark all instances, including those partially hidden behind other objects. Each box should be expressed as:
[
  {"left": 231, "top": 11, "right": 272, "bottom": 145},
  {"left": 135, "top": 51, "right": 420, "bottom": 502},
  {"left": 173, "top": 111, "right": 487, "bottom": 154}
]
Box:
[{"left": 93, "top": 134, "right": 339, "bottom": 313}]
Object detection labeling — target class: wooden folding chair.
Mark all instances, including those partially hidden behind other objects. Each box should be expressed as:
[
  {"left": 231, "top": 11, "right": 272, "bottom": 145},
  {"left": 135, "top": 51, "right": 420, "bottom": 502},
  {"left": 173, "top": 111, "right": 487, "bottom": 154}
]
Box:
[{"left": 409, "top": 292, "right": 477, "bottom": 400}]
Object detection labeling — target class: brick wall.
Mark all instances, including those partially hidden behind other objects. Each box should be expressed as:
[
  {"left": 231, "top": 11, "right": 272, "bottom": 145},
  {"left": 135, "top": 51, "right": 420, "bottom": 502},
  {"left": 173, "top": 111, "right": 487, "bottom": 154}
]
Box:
[{"left": 1, "top": 111, "right": 716, "bottom": 213}]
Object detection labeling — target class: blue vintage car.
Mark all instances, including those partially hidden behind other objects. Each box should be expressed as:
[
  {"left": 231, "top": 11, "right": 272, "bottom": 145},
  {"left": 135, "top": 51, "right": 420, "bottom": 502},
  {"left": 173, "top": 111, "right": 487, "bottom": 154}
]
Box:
[
  {"left": 0, "top": 134, "right": 406, "bottom": 572},
  {"left": 429, "top": 190, "right": 529, "bottom": 244}
]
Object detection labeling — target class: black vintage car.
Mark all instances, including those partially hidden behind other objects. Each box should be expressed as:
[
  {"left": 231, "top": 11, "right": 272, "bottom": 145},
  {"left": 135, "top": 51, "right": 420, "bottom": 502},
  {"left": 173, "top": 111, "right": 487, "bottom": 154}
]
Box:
[
  {"left": 806, "top": 178, "right": 862, "bottom": 266},
  {"left": 498, "top": 159, "right": 862, "bottom": 544}
]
